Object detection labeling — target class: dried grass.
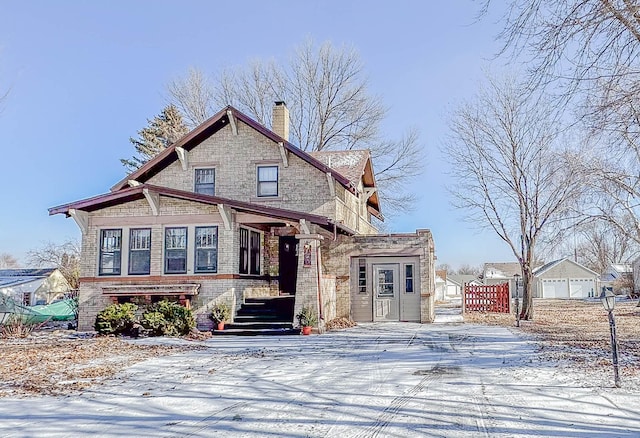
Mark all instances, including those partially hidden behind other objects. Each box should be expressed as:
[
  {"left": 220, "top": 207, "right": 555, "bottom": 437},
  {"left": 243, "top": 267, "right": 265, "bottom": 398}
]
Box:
[
  {"left": 464, "top": 299, "right": 640, "bottom": 377},
  {"left": 0, "top": 332, "right": 200, "bottom": 397}
]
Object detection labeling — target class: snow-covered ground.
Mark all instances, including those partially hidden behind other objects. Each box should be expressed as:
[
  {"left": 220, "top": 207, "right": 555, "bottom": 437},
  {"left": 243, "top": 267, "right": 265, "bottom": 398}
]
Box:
[{"left": 2, "top": 321, "right": 639, "bottom": 437}]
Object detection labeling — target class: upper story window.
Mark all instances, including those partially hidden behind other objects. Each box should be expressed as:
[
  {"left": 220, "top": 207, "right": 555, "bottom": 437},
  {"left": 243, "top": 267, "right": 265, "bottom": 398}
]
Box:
[
  {"left": 129, "top": 228, "right": 151, "bottom": 275},
  {"left": 257, "top": 165, "right": 278, "bottom": 197},
  {"left": 239, "top": 228, "right": 261, "bottom": 275},
  {"left": 165, "top": 227, "right": 187, "bottom": 274},
  {"left": 99, "top": 229, "right": 122, "bottom": 276},
  {"left": 195, "top": 226, "right": 218, "bottom": 273},
  {"left": 195, "top": 168, "right": 215, "bottom": 196}
]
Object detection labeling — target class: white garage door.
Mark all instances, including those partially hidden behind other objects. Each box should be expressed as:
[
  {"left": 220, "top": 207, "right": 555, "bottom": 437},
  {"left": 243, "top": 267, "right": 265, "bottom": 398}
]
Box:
[
  {"left": 541, "top": 279, "right": 568, "bottom": 298},
  {"left": 569, "top": 279, "right": 595, "bottom": 298}
]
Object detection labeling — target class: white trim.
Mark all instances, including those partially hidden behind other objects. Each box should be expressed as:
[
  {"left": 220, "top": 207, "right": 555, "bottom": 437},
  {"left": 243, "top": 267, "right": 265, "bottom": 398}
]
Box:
[
  {"left": 363, "top": 187, "right": 377, "bottom": 200},
  {"left": 127, "top": 180, "right": 141, "bottom": 187},
  {"left": 69, "top": 209, "right": 89, "bottom": 234},
  {"left": 326, "top": 172, "right": 335, "bottom": 197},
  {"left": 299, "top": 219, "right": 310, "bottom": 234},
  {"left": 218, "top": 204, "right": 232, "bottom": 231},
  {"left": 227, "top": 110, "right": 238, "bottom": 135},
  {"left": 142, "top": 188, "right": 160, "bottom": 216},
  {"left": 175, "top": 147, "right": 189, "bottom": 171},
  {"left": 278, "top": 142, "right": 289, "bottom": 167}
]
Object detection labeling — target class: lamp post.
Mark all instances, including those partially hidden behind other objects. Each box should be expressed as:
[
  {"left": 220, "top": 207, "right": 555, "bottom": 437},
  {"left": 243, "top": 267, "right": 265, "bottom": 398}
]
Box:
[
  {"left": 514, "top": 273, "right": 521, "bottom": 327},
  {"left": 600, "top": 290, "right": 621, "bottom": 388}
]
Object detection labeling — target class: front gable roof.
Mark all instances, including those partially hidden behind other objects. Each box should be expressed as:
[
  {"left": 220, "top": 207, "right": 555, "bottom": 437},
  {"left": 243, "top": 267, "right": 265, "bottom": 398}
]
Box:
[
  {"left": 533, "top": 257, "right": 599, "bottom": 277},
  {"left": 310, "top": 150, "right": 381, "bottom": 215},
  {"left": 49, "top": 184, "right": 356, "bottom": 235}
]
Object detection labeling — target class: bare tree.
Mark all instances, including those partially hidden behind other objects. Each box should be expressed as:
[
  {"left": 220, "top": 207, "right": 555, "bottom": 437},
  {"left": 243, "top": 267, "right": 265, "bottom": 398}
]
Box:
[
  {"left": 167, "top": 40, "right": 423, "bottom": 215},
  {"left": 444, "top": 76, "right": 582, "bottom": 320},
  {"left": 26, "top": 240, "right": 81, "bottom": 290},
  {"left": 0, "top": 253, "right": 20, "bottom": 269},
  {"left": 167, "top": 67, "right": 216, "bottom": 128},
  {"left": 456, "top": 264, "right": 482, "bottom": 276},
  {"left": 484, "top": 1, "right": 640, "bottom": 245}
]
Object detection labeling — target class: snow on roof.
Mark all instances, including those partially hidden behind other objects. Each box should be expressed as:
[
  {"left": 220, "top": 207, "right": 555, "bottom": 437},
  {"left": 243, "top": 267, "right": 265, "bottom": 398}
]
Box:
[
  {"left": 309, "top": 150, "right": 370, "bottom": 187},
  {"left": 0, "top": 269, "right": 57, "bottom": 289},
  {"left": 0, "top": 268, "right": 57, "bottom": 277}
]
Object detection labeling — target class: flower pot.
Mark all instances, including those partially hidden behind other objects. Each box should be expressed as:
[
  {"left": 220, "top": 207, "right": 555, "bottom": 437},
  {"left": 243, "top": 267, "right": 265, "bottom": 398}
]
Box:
[
  {"left": 217, "top": 322, "right": 225, "bottom": 331},
  {"left": 302, "top": 326, "right": 312, "bottom": 335}
]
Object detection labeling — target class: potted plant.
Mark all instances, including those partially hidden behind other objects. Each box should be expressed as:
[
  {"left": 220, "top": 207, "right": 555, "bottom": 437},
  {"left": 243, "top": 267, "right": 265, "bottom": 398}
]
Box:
[
  {"left": 296, "top": 306, "right": 317, "bottom": 335},
  {"left": 210, "top": 302, "right": 231, "bottom": 331}
]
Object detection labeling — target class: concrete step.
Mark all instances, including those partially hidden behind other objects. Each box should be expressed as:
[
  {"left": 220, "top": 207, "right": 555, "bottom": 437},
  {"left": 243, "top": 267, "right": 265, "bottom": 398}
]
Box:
[
  {"left": 211, "top": 328, "right": 301, "bottom": 336},
  {"left": 225, "top": 322, "right": 293, "bottom": 330}
]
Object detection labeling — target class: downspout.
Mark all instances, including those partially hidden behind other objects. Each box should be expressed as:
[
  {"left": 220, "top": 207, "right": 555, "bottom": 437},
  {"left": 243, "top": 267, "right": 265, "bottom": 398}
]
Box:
[{"left": 316, "top": 242, "right": 324, "bottom": 324}]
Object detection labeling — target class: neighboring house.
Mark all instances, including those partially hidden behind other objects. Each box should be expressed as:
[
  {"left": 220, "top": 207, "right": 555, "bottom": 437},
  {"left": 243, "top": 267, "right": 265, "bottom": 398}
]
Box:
[
  {"left": 0, "top": 268, "right": 70, "bottom": 306},
  {"left": 482, "top": 262, "right": 523, "bottom": 285},
  {"left": 601, "top": 263, "right": 633, "bottom": 295},
  {"left": 434, "top": 270, "right": 447, "bottom": 301},
  {"left": 448, "top": 274, "right": 482, "bottom": 296},
  {"left": 532, "top": 258, "right": 599, "bottom": 299},
  {"left": 50, "top": 103, "right": 436, "bottom": 331}
]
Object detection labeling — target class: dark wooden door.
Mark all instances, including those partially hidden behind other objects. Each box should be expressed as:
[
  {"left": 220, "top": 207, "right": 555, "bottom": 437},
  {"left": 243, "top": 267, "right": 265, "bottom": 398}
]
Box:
[{"left": 279, "top": 236, "right": 298, "bottom": 295}]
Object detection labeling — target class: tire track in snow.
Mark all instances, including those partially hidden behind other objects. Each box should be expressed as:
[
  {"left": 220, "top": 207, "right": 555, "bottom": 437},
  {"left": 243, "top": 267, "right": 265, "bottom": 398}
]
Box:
[{"left": 352, "top": 373, "right": 442, "bottom": 438}]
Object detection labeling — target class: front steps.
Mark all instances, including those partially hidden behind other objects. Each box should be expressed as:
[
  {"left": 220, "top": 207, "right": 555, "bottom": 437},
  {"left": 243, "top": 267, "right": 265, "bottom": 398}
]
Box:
[{"left": 212, "top": 296, "right": 300, "bottom": 336}]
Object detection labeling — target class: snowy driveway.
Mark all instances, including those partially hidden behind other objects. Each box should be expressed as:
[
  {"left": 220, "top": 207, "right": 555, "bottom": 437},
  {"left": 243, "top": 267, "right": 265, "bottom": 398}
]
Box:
[{"left": 2, "top": 323, "right": 640, "bottom": 437}]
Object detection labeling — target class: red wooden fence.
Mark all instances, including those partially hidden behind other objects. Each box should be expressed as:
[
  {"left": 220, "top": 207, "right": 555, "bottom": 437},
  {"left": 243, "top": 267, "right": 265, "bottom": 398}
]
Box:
[{"left": 464, "top": 283, "right": 510, "bottom": 313}]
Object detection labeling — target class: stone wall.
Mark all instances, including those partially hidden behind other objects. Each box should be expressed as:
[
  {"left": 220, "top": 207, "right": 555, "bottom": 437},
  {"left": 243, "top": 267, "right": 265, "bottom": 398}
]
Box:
[{"left": 322, "top": 230, "right": 436, "bottom": 323}]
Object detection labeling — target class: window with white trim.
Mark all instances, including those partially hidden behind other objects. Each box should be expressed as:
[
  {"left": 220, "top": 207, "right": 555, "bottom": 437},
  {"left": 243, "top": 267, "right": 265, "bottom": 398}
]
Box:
[
  {"left": 99, "top": 229, "right": 122, "bottom": 275},
  {"left": 257, "top": 165, "right": 278, "bottom": 197},
  {"left": 195, "top": 226, "right": 218, "bottom": 273},
  {"left": 194, "top": 168, "right": 215, "bottom": 195},
  {"left": 165, "top": 227, "right": 187, "bottom": 274},
  {"left": 128, "top": 228, "right": 151, "bottom": 275}
]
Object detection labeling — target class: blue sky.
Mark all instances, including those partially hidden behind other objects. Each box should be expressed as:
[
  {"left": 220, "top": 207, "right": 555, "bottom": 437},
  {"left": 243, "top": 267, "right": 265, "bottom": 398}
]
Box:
[{"left": 0, "top": 0, "right": 515, "bottom": 269}]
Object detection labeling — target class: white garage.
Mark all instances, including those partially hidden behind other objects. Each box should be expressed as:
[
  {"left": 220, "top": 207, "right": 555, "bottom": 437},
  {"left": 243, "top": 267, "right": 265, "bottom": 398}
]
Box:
[{"left": 534, "top": 259, "right": 599, "bottom": 299}]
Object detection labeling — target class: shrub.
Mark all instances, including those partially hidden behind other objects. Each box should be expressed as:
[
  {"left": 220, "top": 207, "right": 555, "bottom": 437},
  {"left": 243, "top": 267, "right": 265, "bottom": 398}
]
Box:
[
  {"left": 95, "top": 303, "right": 138, "bottom": 335},
  {"left": 140, "top": 300, "right": 195, "bottom": 336},
  {"left": 209, "top": 302, "right": 231, "bottom": 323},
  {"left": 296, "top": 306, "right": 317, "bottom": 327}
]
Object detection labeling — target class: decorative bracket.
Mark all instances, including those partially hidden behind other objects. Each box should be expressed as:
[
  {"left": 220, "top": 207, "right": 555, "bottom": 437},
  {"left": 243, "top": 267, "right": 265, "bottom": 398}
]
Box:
[
  {"left": 227, "top": 110, "right": 238, "bottom": 135},
  {"left": 278, "top": 142, "right": 289, "bottom": 167},
  {"left": 364, "top": 187, "right": 377, "bottom": 200},
  {"left": 127, "top": 180, "right": 141, "bottom": 187},
  {"left": 143, "top": 188, "right": 160, "bottom": 216},
  {"left": 326, "top": 172, "right": 335, "bottom": 197},
  {"left": 69, "top": 209, "right": 88, "bottom": 234},
  {"left": 218, "top": 204, "right": 232, "bottom": 231},
  {"left": 299, "top": 219, "right": 310, "bottom": 234},
  {"left": 175, "top": 147, "right": 189, "bottom": 171}
]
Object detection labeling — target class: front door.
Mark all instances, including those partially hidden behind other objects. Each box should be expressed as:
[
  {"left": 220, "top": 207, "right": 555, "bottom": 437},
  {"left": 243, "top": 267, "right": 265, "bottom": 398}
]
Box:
[
  {"left": 279, "top": 236, "right": 298, "bottom": 295},
  {"left": 373, "top": 264, "right": 399, "bottom": 321}
]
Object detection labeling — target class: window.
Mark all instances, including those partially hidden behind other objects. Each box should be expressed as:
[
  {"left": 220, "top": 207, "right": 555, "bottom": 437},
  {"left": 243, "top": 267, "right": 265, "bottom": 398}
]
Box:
[
  {"left": 405, "top": 264, "right": 414, "bottom": 293},
  {"left": 195, "top": 226, "right": 218, "bottom": 273},
  {"left": 358, "top": 259, "right": 367, "bottom": 294},
  {"left": 194, "top": 168, "right": 215, "bottom": 195},
  {"left": 239, "top": 228, "right": 249, "bottom": 274},
  {"left": 99, "top": 229, "right": 122, "bottom": 275},
  {"left": 165, "top": 227, "right": 187, "bottom": 274},
  {"left": 129, "top": 228, "right": 151, "bottom": 275},
  {"left": 250, "top": 230, "right": 261, "bottom": 275},
  {"left": 257, "top": 165, "right": 278, "bottom": 197},
  {"left": 239, "top": 228, "right": 261, "bottom": 275}
]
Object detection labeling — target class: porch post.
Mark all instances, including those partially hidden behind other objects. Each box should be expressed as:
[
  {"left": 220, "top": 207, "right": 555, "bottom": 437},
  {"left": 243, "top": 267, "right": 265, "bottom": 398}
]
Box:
[{"left": 293, "top": 234, "right": 324, "bottom": 333}]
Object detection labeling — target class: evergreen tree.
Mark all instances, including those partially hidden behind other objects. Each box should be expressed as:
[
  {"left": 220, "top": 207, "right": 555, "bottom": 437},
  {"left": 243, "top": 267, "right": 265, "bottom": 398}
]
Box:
[{"left": 121, "top": 104, "right": 188, "bottom": 173}]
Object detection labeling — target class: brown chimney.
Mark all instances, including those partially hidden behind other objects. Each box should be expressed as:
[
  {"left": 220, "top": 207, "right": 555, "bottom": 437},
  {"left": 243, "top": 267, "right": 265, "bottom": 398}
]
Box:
[{"left": 272, "top": 101, "right": 289, "bottom": 142}]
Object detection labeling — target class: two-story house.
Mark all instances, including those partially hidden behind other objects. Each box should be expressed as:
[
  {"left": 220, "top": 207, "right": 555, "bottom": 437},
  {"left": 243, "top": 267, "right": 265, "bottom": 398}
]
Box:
[{"left": 50, "top": 102, "right": 435, "bottom": 331}]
